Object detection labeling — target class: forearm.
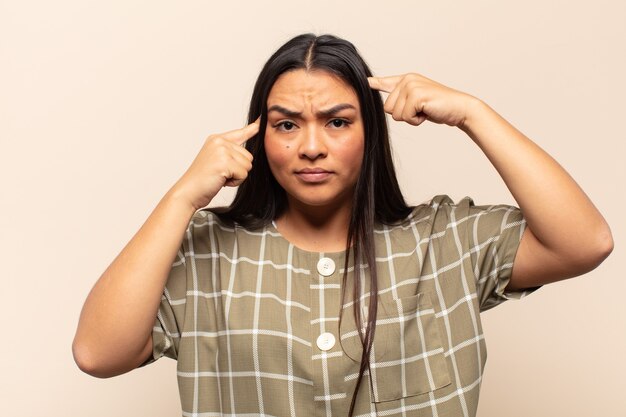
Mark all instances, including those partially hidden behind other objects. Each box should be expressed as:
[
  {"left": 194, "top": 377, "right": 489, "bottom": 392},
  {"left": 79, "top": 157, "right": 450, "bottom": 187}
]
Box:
[
  {"left": 460, "top": 98, "right": 612, "bottom": 262},
  {"left": 370, "top": 72, "right": 612, "bottom": 287},
  {"left": 71, "top": 120, "right": 258, "bottom": 377},
  {"left": 72, "top": 187, "right": 197, "bottom": 377}
]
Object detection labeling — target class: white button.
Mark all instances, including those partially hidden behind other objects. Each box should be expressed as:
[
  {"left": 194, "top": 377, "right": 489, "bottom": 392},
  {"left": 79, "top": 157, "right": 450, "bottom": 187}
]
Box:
[
  {"left": 316, "top": 332, "right": 336, "bottom": 351},
  {"left": 317, "top": 257, "right": 336, "bottom": 276}
]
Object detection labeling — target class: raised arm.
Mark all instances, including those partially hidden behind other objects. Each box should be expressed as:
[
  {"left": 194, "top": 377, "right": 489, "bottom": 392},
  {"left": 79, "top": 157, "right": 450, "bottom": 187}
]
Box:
[
  {"left": 369, "top": 74, "right": 613, "bottom": 290},
  {"left": 72, "top": 120, "right": 259, "bottom": 378}
]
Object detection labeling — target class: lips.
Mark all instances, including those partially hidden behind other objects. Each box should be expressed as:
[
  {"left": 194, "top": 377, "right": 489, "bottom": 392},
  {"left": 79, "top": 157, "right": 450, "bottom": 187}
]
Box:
[{"left": 295, "top": 168, "right": 333, "bottom": 183}]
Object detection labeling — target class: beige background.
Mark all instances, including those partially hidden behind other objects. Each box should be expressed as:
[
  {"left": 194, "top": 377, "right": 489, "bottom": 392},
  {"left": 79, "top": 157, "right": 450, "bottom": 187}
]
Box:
[{"left": 1, "top": 1, "right": 624, "bottom": 415}]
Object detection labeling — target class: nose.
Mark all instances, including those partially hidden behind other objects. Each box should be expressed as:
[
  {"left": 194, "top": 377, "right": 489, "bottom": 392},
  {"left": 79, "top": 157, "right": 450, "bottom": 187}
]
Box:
[{"left": 298, "top": 125, "right": 327, "bottom": 160}]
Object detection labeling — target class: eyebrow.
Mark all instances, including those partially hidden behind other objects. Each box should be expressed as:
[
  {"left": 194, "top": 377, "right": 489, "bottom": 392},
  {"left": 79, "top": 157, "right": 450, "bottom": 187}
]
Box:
[{"left": 267, "top": 103, "right": 357, "bottom": 118}]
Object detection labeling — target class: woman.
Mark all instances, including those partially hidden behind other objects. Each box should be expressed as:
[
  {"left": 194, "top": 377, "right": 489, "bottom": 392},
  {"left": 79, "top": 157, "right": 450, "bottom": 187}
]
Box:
[{"left": 73, "top": 34, "right": 613, "bottom": 416}]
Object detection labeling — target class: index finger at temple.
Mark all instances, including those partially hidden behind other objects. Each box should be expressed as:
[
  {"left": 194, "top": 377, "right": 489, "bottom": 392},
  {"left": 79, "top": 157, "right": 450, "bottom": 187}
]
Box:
[
  {"left": 368, "top": 75, "right": 401, "bottom": 93},
  {"left": 223, "top": 119, "right": 261, "bottom": 146}
]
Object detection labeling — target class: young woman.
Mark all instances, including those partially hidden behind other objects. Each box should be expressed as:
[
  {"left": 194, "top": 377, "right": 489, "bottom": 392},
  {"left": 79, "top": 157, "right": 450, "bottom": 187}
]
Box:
[{"left": 73, "top": 34, "right": 613, "bottom": 417}]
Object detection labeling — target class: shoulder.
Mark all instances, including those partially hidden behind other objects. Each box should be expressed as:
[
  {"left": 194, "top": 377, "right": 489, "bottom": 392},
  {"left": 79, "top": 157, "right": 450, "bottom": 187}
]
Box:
[
  {"left": 188, "top": 208, "right": 271, "bottom": 244},
  {"left": 180, "top": 209, "right": 242, "bottom": 252},
  {"left": 190, "top": 208, "right": 266, "bottom": 230},
  {"left": 404, "top": 194, "right": 474, "bottom": 226},
  {"left": 399, "top": 194, "right": 523, "bottom": 237},
  {"left": 182, "top": 209, "right": 228, "bottom": 237},
  {"left": 375, "top": 194, "right": 471, "bottom": 242},
  {"left": 190, "top": 208, "right": 229, "bottom": 229}
]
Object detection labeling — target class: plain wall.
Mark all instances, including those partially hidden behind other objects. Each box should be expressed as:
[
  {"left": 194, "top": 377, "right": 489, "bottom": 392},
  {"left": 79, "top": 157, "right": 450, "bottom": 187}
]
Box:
[{"left": 1, "top": 1, "right": 624, "bottom": 415}]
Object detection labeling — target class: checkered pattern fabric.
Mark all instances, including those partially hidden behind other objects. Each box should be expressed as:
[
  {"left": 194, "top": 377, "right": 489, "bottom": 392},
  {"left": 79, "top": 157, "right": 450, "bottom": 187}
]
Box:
[{"left": 142, "top": 194, "right": 537, "bottom": 416}]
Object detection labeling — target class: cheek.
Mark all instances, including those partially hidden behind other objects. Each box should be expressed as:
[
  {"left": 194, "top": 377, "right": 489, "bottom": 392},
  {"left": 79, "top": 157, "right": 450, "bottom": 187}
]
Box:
[
  {"left": 264, "top": 136, "right": 291, "bottom": 172},
  {"left": 337, "top": 139, "right": 365, "bottom": 171}
]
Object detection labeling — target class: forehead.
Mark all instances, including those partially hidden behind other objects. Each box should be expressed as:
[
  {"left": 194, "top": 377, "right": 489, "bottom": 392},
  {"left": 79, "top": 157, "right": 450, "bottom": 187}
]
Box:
[{"left": 267, "top": 69, "right": 359, "bottom": 109}]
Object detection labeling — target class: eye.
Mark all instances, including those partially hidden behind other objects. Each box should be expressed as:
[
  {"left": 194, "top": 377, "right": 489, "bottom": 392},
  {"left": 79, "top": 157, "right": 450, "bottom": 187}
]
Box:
[
  {"left": 329, "top": 119, "right": 350, "bottom": 128},
  {"left": 274, "top": 121, "right": 297, "bottom": 132}
]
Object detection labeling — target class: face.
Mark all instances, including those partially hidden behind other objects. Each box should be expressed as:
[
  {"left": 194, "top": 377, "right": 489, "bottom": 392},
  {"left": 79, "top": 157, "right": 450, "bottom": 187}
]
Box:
[{"left": 264, "top": 69, "right": 365, "bottom": 212}]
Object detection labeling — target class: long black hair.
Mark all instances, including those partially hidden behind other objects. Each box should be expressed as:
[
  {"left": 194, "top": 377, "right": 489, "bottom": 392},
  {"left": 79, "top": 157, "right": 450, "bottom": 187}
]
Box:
[{"left": 219, "top": 33, "right": 412, "bottom": 415}]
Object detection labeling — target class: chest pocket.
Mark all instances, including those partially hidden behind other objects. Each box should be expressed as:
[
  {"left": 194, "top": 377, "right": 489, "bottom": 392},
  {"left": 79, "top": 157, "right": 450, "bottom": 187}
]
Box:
[{"left": 340, "top": 292, "right": 451, "bottom": 402}]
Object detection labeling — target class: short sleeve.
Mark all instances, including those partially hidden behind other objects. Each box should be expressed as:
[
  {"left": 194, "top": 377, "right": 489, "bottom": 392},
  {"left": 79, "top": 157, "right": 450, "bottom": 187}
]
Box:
[
  {"left": 464, "top": 198, "right": 539, "bottom": 312},
  {"left": 138, "top": 233, "right": 189, "bottom": 367}
]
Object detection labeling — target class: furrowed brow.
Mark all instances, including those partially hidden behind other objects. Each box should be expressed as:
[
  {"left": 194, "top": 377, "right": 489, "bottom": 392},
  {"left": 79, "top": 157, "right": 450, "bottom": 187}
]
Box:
[
  {"left": 267, "top": 105, "right": 301, "bottom": 118},
  {"left": 267, "top": 103, "right": 357, "bottom": 118},
  {"left": 316, "top": 103, "right": 357, "bottom": 117}
]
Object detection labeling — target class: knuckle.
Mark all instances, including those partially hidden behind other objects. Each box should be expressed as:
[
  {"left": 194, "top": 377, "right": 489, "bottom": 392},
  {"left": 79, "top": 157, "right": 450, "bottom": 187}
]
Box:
[
  {"left": 408, "top": 88, "right": 420, "bottom": 99},
  {"left": 406, "top": 80, "right": 419, "bottom": 90},
  {"left": 233, "top": 168, "right": 246, "bottom": 180},
  {"left": 218, "top": 168, "right": 230, "bottom": 178}
]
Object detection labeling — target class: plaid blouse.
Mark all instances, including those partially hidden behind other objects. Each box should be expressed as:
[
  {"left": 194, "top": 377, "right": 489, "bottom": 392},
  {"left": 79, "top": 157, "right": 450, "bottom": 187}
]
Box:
[{"left": 142, "top": 194, "right": 537, "bottom": 416}]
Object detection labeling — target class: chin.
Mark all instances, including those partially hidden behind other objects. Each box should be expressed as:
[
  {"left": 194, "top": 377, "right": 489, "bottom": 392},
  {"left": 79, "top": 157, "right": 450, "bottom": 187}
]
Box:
[{"left": 288, "top": 190, "right": 354, "bottom": 210}]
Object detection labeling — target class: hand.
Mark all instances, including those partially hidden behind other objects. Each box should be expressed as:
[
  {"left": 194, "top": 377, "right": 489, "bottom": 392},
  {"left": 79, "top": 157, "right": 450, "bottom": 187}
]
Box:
[
  {"left": 368, "top": 73, "right": 477, "bottom": 128},
  {"left": 170, "top": 119, "right": 260, "bottom": 210}
]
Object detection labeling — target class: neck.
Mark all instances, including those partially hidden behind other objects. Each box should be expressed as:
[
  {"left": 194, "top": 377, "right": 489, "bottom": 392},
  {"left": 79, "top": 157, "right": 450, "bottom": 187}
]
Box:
[{"left": 275, "top": 198, "right": 353, "bottom": 253}]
